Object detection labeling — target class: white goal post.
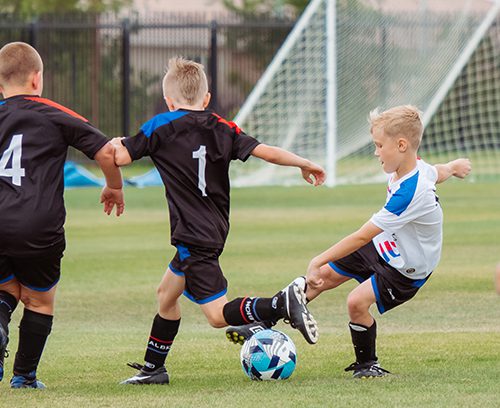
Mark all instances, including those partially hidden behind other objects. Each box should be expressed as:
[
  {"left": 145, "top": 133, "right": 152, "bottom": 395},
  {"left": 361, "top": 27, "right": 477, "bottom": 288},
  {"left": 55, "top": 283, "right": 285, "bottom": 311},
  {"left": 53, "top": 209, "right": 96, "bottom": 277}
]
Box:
[{"left": 231, "top": 0, "right": 500, "bottom": 186}]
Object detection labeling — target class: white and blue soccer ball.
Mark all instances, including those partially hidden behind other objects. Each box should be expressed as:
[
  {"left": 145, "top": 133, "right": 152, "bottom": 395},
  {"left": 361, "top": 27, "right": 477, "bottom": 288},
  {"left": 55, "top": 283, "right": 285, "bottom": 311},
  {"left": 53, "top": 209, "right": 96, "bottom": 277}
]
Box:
[{"left": 240, "top": 329, "right": 297, "bottom": 380}]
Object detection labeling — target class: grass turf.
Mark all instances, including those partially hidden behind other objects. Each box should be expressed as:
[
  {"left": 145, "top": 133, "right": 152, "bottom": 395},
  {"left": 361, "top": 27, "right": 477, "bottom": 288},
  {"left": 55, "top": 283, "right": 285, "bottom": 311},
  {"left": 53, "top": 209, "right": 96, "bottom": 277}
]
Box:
[{"left": 2, "top": 181, "right": 499, "bottom": 407}]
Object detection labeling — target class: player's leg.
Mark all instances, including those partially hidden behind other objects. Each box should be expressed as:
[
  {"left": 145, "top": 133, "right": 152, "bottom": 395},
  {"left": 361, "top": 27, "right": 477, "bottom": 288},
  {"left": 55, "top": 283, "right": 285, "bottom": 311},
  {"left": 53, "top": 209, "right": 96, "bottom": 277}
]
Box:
[
  {"left": 11, "top": 284, "right": 57, "bottom": 389},
  {"left": 9, "top": 248, "right": 62, "bottom": 389},
  {"left": 225, "top": 263, "right": 351, "bottom": 345},
  {"left": 222, "top": 278, "right": 318, "bottom": 344},
  {"left": 121, "top": 268, "right": 184, "bottom": 385},
  {"left": 344, "top": 278, "right": 389, "bottom": 378},
  {"left": 0, "top": 272, "right": 21, "bottom": 382}
]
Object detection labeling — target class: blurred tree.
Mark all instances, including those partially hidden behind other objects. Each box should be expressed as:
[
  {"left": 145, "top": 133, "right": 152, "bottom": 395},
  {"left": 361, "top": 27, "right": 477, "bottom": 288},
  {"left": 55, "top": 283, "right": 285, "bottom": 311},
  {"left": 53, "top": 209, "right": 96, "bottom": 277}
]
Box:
[
  {"left": 0, "top": 0, "right": 131, "bottom": 17},
  {"left": 223, "top": 0, "right": 308, "bottom": 18}
]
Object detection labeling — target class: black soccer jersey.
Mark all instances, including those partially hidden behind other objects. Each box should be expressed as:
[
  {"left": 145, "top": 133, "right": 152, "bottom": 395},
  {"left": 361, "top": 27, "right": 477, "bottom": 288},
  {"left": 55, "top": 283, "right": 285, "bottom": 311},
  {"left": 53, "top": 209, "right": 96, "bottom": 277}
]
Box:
[
  {"left": 123, "top": 109, "right": 260, "bottom": 249},
  {"left": 0, "top": 95, "right": 109, "bottom": 256}
]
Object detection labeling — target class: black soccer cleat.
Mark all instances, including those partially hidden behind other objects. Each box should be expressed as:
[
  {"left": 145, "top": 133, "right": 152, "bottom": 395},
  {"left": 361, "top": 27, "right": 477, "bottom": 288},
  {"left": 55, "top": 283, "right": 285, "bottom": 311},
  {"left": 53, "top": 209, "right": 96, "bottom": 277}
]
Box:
[
  {"left": 10, "top": 371, "right": 46, "bottom": 389},
  {"left": 0, "top": 325, "right": 8, "bottom": 382},
  {"left": 226, "top": 321, "right": 276, "bottom": 345},
  {"left": 282, "top": 280, "right": 318, "bottom": 344},
  {"left": 120, "top": 362, "right": 170, "bottom": 385},
  {"left": 344, "top": 360, "right": 391, "bottom": 378}
]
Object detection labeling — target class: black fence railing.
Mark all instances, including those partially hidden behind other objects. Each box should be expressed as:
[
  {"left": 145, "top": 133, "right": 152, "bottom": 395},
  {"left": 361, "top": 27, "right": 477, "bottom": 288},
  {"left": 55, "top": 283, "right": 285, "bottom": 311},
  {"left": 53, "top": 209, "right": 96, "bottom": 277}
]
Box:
[{"left": 0, "top": 13, "right": 294, "bottom": 161}]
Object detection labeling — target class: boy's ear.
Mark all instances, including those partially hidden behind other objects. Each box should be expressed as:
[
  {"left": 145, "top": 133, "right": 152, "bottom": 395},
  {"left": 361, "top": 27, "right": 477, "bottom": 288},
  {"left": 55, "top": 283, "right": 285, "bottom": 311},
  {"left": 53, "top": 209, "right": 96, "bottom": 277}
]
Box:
[
  {"left": 164, "top": 96, "right": 176, "bottom": 111},
  {"left": 32, "top": 70, "right": 43, "bottom": 93},
  {"left": 203, "top": 92, "right": 211, "bottom": 108},
  {"left": 398, "top": 138, "right": 408, "bottom": 152}
]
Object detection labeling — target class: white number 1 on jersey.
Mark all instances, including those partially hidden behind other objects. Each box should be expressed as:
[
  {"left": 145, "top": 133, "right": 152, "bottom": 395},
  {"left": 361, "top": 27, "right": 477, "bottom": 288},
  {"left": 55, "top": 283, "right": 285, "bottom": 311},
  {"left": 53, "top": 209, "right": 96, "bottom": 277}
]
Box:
[
  {"left": 0, "top": 134, "right": 25, "bottom": 186},
  {"left": 192, "top": 145, "right": 207, "bottom": 197}
]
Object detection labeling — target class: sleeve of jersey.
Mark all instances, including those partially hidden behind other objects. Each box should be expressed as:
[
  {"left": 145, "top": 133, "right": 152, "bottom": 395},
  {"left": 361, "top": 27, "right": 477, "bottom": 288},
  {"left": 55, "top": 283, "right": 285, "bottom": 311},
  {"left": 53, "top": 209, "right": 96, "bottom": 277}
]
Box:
[
  {"left": 53, "top": 111, "right": 108, "bottom": 159},
  {"left": 232, "top": 130, "right": 260, "bottom": 161},
  {"left": 419, "top": 159, "right": 438, "bottom": 183},
  {"left": 370, "top": 188, "right": 424, "bottom": 232},
  {"left": 122, "top": 130, "right": 160, "bottom": 161}
]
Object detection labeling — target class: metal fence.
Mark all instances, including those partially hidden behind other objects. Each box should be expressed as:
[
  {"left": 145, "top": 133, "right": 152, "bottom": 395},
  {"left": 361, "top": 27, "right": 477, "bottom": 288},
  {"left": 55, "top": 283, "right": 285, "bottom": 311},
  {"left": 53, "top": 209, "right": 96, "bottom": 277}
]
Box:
[{"left": 0, "top": 13, "right": 293, "bottom": 161}]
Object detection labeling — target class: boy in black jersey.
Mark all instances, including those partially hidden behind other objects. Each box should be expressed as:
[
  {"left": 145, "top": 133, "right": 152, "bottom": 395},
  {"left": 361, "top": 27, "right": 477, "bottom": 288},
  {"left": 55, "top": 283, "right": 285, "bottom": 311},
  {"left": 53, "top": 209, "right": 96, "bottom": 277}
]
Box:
[
  {"left": 0, "top": 42, "right": 124, "bottom": 388},
  {"left": 113, "top": 57, "right": 325, "bottom": 385}
]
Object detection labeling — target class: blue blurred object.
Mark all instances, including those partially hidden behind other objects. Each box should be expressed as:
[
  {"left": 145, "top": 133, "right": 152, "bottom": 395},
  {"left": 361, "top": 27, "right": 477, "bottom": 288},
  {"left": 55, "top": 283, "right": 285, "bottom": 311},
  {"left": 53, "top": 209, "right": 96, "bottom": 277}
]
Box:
[
  {"left": 126, "top": 167, "right": 163, "bottom": 188},
  {"left": 64, "top": 162, "right": 162, "bottom": 188},
  {"left": 64, "top": 161, "right": 104, "bottom": 187}
]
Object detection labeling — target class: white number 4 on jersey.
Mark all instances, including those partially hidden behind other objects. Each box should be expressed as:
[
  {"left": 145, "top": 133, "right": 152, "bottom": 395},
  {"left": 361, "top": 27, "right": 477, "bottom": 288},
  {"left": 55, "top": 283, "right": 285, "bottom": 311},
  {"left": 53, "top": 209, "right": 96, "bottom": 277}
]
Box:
[{"left": 0, "top": 134, "right": 25, "bottom": 186}]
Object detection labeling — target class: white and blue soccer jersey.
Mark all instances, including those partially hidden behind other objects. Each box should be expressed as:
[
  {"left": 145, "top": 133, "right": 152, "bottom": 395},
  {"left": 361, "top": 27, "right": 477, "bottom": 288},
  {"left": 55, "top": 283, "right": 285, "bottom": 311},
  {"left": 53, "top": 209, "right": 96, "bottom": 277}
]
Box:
[{"left": 370, "top": 159, "right": 442, "bottom": 280}]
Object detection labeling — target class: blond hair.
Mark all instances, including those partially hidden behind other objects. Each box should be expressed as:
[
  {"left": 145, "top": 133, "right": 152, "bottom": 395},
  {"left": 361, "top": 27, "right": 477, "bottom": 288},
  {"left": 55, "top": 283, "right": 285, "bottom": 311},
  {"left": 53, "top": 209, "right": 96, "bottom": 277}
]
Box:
[
  {"left": 0, "top": 42, "right": 43, "bottom": 89},
  {"left": 369, "top": 105, "right": 423, "bottom": 149},
  {"left": 162, "top": 57, "right": 208, "bottom": 106}
]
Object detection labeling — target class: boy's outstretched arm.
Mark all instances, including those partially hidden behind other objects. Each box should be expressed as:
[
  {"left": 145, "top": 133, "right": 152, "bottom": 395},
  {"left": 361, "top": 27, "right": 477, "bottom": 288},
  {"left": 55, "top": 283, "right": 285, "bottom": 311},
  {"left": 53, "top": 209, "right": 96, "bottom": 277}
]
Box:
[
  {"left": 435, "top": 158, "right": 471, "bottom": 184},
  {"left": 251, "top": 144, "right": 326, "bottom": 186},
  {"left": 94, "top": 142, "right": 125, "bottom": 216},
  {"left": 110, "top": 137, "right": 132, "bottom": 166},
  {"left": 307, "top": 221, "right": 382, "bottom": 289}
]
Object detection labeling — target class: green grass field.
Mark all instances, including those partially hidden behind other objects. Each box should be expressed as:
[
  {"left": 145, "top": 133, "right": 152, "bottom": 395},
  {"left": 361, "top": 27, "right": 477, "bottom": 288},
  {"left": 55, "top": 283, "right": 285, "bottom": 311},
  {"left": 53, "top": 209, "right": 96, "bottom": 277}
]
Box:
[{"left": 2, "top": 181, "right": 499, "bottom": 407}]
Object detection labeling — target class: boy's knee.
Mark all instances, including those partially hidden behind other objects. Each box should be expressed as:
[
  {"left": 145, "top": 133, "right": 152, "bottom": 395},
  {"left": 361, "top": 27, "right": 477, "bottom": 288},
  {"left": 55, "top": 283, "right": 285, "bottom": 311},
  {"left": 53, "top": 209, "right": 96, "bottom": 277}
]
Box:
[
  {"left": 205, "top": 310, "right": 227, "bottom": 328},
  {"left": 346, "top": 292, "right": 367, "bottom": 316}
]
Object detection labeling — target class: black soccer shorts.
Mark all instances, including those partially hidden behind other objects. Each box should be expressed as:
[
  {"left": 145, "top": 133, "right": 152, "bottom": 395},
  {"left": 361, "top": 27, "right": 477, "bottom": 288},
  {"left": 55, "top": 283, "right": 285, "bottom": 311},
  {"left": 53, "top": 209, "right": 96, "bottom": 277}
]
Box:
[
  {"left": 0, "top": 241, "right": 65, "bottom": 291},
  {"left": 169, "top": 243, "right": 228, "bottom": 304},
  {"left": 328, "top": 242, "right": 431, "bottom": 314}
]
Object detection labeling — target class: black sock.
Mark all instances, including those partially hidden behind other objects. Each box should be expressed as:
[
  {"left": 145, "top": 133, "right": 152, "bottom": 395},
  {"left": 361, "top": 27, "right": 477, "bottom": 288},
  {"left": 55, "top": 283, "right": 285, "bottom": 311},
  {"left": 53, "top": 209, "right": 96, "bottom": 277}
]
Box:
[
  {"left": 143, "top": 314, "right": 180, "bottom": 371},
  {"left": 13, "top": 309, "right": 53, "bottom": 376},
  {"left": 0, "top": 291, "right": 18, "bottom": 335},
  {"left": 222, "top": 295, "right": 284, "bottom": 326},
  {"left": 349, "top": 320, "right": 377, "bottom": 364}
]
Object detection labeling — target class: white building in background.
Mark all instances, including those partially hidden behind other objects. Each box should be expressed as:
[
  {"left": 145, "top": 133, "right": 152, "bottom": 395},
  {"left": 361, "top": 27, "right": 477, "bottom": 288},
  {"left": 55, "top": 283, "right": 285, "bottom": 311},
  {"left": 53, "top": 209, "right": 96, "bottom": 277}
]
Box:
[
  {"left": 132, "top": 0, "right": 227, "bottom": 15},
  {"left": 131, "top": 0, "right": 494, "bottom": 15}
]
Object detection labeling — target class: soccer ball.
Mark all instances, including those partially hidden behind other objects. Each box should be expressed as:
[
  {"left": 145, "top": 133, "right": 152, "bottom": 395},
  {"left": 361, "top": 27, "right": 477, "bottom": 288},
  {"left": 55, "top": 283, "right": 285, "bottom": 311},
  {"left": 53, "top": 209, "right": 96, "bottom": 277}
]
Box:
[{"left": 240, "top": 329, "right": 297, "bottom": 380}]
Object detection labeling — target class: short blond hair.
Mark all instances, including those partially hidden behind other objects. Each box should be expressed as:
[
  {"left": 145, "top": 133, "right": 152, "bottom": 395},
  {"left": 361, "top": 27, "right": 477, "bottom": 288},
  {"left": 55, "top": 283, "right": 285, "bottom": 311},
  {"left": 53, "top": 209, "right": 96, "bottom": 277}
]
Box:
[
  {"left": 369, "top": 105, "right": 423, "bottom": 149},
  {"left": 162, "top": 57, "right": 208, "bottom": 106},
  {"left": 0, "top": 42, "right": 43, "bottom": 88}
]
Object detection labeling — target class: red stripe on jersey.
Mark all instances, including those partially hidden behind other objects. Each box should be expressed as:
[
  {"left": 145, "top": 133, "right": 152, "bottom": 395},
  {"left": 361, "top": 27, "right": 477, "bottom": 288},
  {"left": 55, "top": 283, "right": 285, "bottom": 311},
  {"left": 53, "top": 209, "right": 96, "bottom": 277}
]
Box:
[
  {"left": 24, "top": 96, "right": 89, "bottom": 122},
  {"left": 212, "top": 113, "right": 241, "bottom": 134}
]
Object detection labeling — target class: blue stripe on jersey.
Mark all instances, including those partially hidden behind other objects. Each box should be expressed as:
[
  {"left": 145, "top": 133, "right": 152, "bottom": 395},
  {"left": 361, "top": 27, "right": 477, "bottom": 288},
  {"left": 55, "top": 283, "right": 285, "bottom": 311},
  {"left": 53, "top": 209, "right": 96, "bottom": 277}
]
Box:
[
  {"left": 183, "top": 288, "right": 227, "bottom": 304},
  {"left": 370, "top": 275, "right": 386, "bottom": 314},
  {"left": 0, "top": 101, "right": 6, "bottom": 106},
  {"left": 411, "top": 274, "right": 430, "bottom": 288},
  {"left": 169, "top": 263, "right": 185, "bottom": 276},
  {"left": 176, "top": 244, "right": 191, "bottom": 261},
  {"left": 22, "top": 278, "right": 60, "bottom": 292},
  {"left": 328, "top": 262, "right": 365, "bottom": 283},
  {"left": 140, "top": 110, "right": 189, "bottom": 138},
  {"left": 0, "top": 274, "right": 14, "bottom": 284},
  {"left": 384, "top": 171, "right": 419, "bottom": 216}
]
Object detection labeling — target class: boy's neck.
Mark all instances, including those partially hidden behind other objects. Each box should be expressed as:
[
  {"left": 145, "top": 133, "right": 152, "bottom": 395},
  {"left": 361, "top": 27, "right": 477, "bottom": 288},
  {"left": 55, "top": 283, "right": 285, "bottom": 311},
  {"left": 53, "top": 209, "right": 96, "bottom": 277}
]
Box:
[
  {"left": 2, "top": 87, "right": 39, "bottom": 99},
  {"left": 172, "top": 104, "right": 205, "bottom": 111},
  {"left": 394, "top": 155, "right": 418, "bottom": 181}
]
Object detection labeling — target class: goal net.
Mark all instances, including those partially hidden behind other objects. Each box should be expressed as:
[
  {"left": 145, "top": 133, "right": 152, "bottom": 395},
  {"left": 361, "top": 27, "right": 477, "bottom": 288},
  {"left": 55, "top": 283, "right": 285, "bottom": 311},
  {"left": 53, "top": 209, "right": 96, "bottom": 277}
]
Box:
[{"left": 231, "top": 0, "right": 500, "bottom": 186}]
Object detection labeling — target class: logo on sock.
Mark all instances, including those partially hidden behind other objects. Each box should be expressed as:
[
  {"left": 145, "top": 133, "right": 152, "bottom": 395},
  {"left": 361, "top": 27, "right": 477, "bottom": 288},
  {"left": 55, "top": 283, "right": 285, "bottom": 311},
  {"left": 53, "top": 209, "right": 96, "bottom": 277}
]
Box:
[
  {"left": 271, "top": 296, "right": 278, "bottom": 309},
  {"left": 148, "top": 336, "right": 173, "bottom": 354},
  {"left": 244, "top": 299, "right": 255, "bottom": 322}
]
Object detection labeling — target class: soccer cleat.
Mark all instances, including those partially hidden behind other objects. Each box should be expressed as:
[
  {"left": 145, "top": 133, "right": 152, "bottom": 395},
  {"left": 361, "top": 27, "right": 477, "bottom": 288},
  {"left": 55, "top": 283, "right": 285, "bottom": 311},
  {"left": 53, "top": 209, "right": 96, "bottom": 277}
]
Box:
[
  {"left": 0, "top": 325, "right": 8, "bottom": 382},
  {"left": 344, "top": 360, "right": 391, "bottom": 378},
  {"left": 282, "top": 281, "right": 318, "bottom": 344},
  {"left": 226, "top": 321, "right": 276, "bottom": 345},
  {"left": 120, "top": 362, "right": 170, "bottom": 385},
  {"left": 10, "top": 371, "right": 46, "bottom": 389}
]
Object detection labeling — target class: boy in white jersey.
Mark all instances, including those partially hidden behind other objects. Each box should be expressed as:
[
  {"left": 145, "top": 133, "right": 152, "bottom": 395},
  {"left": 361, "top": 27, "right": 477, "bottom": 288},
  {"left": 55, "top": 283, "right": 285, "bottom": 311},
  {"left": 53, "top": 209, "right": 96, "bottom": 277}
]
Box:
[
  {"left": 227, "top": 105, "right": 471, "bottom": 378},
  {"left": 304, "top": 105, "right": 471, "bottom": 377}
]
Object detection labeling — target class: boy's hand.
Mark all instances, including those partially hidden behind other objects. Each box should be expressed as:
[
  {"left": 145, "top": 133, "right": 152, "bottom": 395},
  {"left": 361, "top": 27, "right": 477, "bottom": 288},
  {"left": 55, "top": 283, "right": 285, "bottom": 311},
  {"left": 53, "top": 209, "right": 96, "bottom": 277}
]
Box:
[
  {"left": 100, "top": 186, "right": 125, "bottom": 216},
  {"left": 450, "top": 158, "right": 472, "bottom": 179},
  {"left": 110, "top": 137, "right": 124, "bottom": 148},
  {"left": 306, "top": 261, "right": 324, "bottom": 290},
  {"left": 301, "top": 162, "right": 326, "bottom": 186}
]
